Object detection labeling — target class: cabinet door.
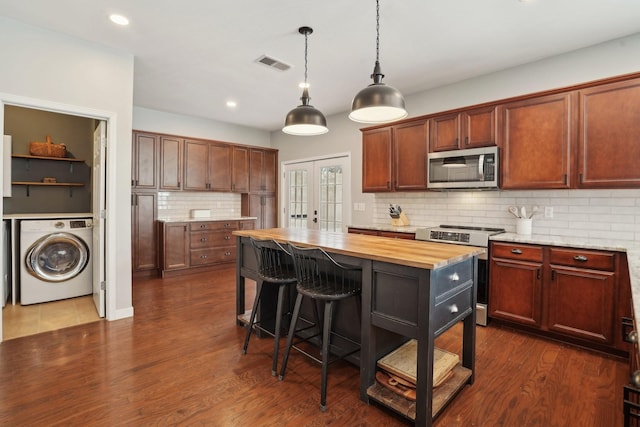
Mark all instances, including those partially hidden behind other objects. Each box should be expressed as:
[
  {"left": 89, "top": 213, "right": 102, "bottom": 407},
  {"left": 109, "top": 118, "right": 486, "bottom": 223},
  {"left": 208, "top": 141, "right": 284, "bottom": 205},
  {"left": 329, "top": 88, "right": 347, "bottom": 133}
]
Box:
[
  {"left": 183, "top": 140, "right": 209, "bottom": 191},
  {"left": 208, "top": 143, "right": 232, "bottom": 192},
  {"left": 501, "top": 93, "right": 574, "bottom": 189},
  {"left": 232, "top": 146, "right": 249, "bottom": 193},
  {"left": 362, "top": 127, "right": 393, "bottom": 192},
  {"left": 262, "top": 150, "right": 277, "bottom": 193},
  {"left": 578, "top": 78, "right": 640, "bottom": 188},
  {"left": 159, "top": 136, "right": 182, "bottom": 190},
  {"left": 132, "top": 132, "right": 157, "bottom": 189},
  {"left": 249, "top": 149, "right": 278, "bottom": 193},
  {"left": 393, "top": 121, "right": 428, "bottom": 191},
  {"left": 132, "top": 192, "right": 157, "bottom": 271},
  {"left": 489, "top": 258, "right": 543, "bottom": 328},
  {"left": 163, "top": 222, "right": 189, "bottom": 270},
  {"left": 547, "top": 266, "right": 615, "bottom": 344},
  {"left": 461, "top": 106, "right": 498, "bottom": 148},
  {"left": 429, "top": 113, "right": 460, "bottom": 152},
  {"left": 245, "top": 193, "right": 277, "bottom": 229}
]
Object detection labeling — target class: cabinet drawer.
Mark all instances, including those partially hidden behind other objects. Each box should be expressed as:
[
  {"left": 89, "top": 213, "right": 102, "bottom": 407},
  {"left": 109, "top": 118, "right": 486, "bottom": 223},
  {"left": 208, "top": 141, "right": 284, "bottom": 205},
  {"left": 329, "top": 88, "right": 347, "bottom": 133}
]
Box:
[
  {"left": 433, "top": 287, "right": 473, "bottom": 336},
  {"left": 549, "top": 247, "right": 615, "bottom": 271},
  {"left": 491, "top": 242, "right": 543, "bottom": 262},
  {"left": 189, "top": 221, "right": 239, "bottom": 231},
  {"left": 433, "top": 259, "right": 473, "bottom": 301},
  {"left": 190, "top": 247, "right": 236, "bottom": 265},
  {"left": 190, "top": 230, "right": 234, "bottom": 249}
]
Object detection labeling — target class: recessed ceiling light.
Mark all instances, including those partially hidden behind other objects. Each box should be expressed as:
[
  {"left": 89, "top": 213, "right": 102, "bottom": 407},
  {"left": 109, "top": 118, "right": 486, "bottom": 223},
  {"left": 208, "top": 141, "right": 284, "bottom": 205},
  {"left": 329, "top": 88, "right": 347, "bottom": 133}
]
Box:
[
  {"left": 109, "top": 14, "right": 129, "bottom": 26},
  {"left": 226, "top": 101, "right": 237, "bottom": 108}
]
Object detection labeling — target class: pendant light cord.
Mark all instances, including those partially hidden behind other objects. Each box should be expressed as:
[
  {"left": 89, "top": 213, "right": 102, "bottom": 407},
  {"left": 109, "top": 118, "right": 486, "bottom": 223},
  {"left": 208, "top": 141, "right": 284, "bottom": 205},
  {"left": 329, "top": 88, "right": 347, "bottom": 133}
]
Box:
[
  {"left": 304, "top": 30, "right": 309, "bottom": 86},
  {"left": 375, "top": 0, "right": 380, "bottom": 63}
]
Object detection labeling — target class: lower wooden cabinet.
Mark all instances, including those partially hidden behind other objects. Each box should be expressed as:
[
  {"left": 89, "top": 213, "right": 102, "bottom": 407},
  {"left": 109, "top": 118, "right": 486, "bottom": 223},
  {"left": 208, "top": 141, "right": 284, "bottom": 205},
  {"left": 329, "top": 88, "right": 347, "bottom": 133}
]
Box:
[
  {"left": 241, "top": 193, "right": 277, "bottom": 229},
  {"left": 489, "top": 241, "right": 629, "bottom": 354},
  {"left": 159, "top": 219, "right": 254, "bottom": 276},
  {"left": 132, "top": 191, "right": 158, "bottom": 273}
]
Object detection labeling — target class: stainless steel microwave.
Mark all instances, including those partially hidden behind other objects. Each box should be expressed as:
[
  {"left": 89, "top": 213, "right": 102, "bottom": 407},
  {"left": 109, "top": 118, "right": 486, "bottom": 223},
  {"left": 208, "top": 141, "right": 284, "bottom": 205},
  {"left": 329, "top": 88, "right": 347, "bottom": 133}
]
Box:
[{"left": 427, "top": 146, "right": 499, "bottom": 190}]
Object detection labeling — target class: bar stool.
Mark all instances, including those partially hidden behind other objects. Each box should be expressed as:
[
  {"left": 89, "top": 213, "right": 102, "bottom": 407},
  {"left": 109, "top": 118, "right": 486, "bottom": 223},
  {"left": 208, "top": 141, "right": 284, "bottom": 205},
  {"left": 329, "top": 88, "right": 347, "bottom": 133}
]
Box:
[
  {"left": 242, "top": 238, "right": 297, "bottom": 376},
  {"left": 278, "top": 243, "right": 362, "bottom": 412}
]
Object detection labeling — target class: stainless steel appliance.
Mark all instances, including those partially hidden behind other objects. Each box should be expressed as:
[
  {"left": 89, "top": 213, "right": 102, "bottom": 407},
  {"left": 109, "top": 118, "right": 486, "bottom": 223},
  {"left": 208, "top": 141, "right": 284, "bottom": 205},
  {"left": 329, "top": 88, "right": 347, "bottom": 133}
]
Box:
[
  {"left": 415, "top": 224, "right": 505, "bottom": 325},
  {"left": 427, "top": 146, "right": 499, "bottom": 190}
]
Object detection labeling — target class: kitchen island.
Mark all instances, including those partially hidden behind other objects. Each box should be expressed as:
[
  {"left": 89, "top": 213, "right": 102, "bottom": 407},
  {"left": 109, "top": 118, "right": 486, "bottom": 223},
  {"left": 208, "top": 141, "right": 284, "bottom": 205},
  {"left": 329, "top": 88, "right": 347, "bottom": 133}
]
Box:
[{"left": 233, "top": 228, "right": 483, "bottom": 426}]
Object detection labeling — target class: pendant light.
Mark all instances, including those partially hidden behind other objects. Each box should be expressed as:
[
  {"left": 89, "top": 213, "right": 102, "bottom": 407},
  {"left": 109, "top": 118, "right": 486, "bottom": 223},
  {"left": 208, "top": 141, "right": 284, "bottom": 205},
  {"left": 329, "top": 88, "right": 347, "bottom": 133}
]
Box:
[
  {"left": 349, "top": 0, "right": 408, "bottom": 124},
  {"left": 282, "top": 26, "right": 329, "bottom": 136}
]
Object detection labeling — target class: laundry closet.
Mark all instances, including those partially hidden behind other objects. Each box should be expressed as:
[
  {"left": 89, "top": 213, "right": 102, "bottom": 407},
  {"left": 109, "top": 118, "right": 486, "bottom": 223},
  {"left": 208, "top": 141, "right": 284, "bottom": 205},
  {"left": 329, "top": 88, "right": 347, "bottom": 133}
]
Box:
[{"left": 2, "top": 105, "right": 102, "bottom": 340}]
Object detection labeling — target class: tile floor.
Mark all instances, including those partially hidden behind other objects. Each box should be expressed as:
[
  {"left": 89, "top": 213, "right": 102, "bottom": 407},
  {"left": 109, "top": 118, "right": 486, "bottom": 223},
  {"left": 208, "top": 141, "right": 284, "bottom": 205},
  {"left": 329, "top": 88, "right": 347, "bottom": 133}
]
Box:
[{"left": 2, "top": 295, "right": 101, "bottom": 340}]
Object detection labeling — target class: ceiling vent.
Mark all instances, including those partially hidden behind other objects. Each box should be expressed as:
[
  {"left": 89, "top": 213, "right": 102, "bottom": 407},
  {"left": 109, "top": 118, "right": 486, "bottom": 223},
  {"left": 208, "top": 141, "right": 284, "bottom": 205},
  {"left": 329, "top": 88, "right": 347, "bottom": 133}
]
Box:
[{"left": 256, "top": 55, "right": 291, "bottom": 71}]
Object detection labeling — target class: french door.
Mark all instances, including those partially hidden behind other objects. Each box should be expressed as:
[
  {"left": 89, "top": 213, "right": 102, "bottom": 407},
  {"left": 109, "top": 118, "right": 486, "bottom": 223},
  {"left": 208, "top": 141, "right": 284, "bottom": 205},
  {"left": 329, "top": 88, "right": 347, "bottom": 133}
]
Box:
[{"left": 282, "top": 155, "right": 351, "bottom": 232}]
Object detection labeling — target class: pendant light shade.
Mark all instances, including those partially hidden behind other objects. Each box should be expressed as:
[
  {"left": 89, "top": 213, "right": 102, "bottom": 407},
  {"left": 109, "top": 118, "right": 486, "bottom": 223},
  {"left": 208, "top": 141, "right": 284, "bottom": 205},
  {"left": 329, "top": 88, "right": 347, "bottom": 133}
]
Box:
[
  {"left": 282, "top": 27, "right": 328, "bottom": 136},
  {"left": 349, "top": 0, "right": 407, "bottom": 124}
]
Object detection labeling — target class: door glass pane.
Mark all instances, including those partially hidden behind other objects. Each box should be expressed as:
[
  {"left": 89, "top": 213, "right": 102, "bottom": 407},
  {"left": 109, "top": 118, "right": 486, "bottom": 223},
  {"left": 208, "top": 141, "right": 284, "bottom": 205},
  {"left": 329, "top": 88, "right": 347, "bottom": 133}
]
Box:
[
  {"left": 318, "top": 166, "right": 343, "bottom": 232},
  {"left": 288, "top": 169, "right": 308, "bottom": 229}
]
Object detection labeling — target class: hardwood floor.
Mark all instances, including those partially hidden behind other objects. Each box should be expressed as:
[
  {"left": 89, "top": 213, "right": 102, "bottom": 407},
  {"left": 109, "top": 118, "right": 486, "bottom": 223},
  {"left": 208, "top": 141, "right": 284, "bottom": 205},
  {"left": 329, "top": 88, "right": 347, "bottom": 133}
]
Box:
[{"left": 0, "top": 266, "right": 629, "bottom": 426}]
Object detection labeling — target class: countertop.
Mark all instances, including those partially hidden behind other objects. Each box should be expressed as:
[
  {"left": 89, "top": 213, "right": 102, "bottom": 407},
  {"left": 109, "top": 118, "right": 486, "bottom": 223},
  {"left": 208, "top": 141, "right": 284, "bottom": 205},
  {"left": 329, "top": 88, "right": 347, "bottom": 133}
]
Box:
[
  {"left": 347, "top": 224, "right": 421, "bottom": 233},
  {"left": 158, "top": 216, "right": 257, "bottom": 223},
  {"left": 3, "top": 213, "right": 93, "bottom": 219},
  {"left": 233, "top": 227, "right": 483, "bottom": 270}
]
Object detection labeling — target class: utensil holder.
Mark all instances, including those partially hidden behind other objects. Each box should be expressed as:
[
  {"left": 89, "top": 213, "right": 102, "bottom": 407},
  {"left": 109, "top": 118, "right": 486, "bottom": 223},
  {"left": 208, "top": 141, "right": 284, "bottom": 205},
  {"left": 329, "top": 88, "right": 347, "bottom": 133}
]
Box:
[{"left": 516, "top": 218, "right": 532, "bottom": 235}]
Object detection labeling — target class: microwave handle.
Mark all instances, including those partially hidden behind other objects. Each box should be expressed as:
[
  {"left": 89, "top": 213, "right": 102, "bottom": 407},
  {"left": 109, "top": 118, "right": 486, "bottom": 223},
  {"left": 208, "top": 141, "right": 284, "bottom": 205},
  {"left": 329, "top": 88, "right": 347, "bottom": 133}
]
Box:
[{"left": 478, "top": 154, "right": 485, "bottom": 177}]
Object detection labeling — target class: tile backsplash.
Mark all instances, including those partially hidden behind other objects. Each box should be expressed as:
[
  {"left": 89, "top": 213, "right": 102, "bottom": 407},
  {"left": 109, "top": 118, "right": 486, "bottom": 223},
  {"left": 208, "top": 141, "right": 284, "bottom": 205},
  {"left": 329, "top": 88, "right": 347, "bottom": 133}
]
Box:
[
  {"left": 374, "top": 189, "right": 640, "bottom": 242},
  {"left": 157, "top": 192, "right": 241, "bottom": 219}
]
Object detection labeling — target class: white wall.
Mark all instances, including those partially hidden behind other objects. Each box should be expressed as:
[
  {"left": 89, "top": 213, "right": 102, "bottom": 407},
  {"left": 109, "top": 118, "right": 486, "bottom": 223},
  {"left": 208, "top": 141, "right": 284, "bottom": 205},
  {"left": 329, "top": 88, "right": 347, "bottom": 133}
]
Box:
[
  {"left": 0, "top": 17, "right": 135, "bottom": 319},
  {"left": 271, "top": 33, "right": 640, "bottom": 234},
  {"left": 133, "top": 106, "right": 271, "bottom": 148}
]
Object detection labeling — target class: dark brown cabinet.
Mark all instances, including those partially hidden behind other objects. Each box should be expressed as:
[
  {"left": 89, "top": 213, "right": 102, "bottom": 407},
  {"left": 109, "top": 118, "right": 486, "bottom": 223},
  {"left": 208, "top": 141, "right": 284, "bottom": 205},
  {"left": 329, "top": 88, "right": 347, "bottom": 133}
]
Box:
[
  {"left": 183, "top": 139, "right": 234, "bottom": 191},
  {"left": 500, "top": 93, "right": 574, "bottom": 189},
  {"left": 489, "top": 242, "right": 543, "bottom": 328},
  {"left": 132, "top": 192, "right": 158, "bottom": 273},
  {"left": 578, "top": 78, "right": 640, "bottom": 188},
  {"left": 490, "top": 241, "right": 627, "bottom": 354},
  {"left": 159, "top": 136, "right": 182, "bottom": 190},
  {"left": 429, "top": 106, "right": 498, "bottom": 152},
  {"left": 249, "top": 148, "right": 277, "bottom": 193},
  {"left": 242, "top": 193, "right": 277, "bottom": 229},
  {"left": 361, "top": 120, "right": 428, "bottom": 192},
  {"left": 132, "top": 132, "right": 158, "bottom": 189},
  {"left": 208, "top": 142, "right": 233, "bottom": 192},
  {"left": 232, "top": 146, "right": 250, "bottom": 193}
]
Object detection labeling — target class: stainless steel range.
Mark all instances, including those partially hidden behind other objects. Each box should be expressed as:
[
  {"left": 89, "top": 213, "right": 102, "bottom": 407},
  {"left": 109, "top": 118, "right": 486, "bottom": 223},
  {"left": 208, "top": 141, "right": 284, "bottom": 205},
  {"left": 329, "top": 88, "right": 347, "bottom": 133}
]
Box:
[{"left": 415, "top": 224, "right": 505, "bottom": 326}]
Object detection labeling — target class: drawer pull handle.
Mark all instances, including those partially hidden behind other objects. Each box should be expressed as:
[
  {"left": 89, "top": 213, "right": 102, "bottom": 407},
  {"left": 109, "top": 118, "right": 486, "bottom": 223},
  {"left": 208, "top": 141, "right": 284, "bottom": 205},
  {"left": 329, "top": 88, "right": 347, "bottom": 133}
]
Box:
[
  {"left": 200, "top": 224, "right": 207, "bottom": 229},
  {"left": 225, "top": 251, "right": 231, "bottom": 256},
  {"left": 511, "top": 249, "right": 523, "bottom": 254},
  {"left": 449, "top": 273, "right": 460, "bottom": 282},
  {"left": 224, "top": 235, "right": 231, "bottom": 240},
  {"left": 449, "top": 304, "right": 459, "bottom": 314},
  {"left": 573, "top": 255, "right": 588, "bottom": 262},
  {"left": 200, "top": 238, "right": 207, "bottom": 242},
  {"left": 224, "top": 223, "right": 230, "bottom": 228},
  {"left": 200, "top": 255, "right": 208, "bottom": 259}
]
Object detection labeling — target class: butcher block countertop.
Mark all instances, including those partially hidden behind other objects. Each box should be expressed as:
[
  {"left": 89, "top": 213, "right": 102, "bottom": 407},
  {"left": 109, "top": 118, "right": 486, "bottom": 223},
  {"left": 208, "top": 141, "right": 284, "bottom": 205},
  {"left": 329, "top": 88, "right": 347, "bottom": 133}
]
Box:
[{"left": 232, "top": 228, "right": 484, "bottom": 270}]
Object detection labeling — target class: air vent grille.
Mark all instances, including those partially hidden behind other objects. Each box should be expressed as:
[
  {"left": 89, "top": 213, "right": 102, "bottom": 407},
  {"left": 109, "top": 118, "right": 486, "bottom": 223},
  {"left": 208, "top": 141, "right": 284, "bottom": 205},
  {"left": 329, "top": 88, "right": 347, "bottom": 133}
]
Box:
[{"left": 256, "top": 55, "right": 291, "bottom": 71}]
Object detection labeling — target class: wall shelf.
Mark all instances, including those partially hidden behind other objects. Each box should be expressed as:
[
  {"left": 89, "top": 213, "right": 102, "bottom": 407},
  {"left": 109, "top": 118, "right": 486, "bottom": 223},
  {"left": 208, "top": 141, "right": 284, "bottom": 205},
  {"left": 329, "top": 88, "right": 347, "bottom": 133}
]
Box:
[
  {"left": 11, "top": 154, "right": 85, "bottom": 162},
  {"left": 11, "top": 181, "right": 84, "bottom": 197}
]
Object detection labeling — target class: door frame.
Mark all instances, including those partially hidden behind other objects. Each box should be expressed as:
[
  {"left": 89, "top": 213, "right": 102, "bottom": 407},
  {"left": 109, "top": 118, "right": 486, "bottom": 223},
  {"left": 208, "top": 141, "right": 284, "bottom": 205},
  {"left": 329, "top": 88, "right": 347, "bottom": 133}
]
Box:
[
  {"left": 280, "top": 152, "right": 352, "bottom": 231},
  {"left": 0, "top": 93, "right": 116, "bottom": 341}
]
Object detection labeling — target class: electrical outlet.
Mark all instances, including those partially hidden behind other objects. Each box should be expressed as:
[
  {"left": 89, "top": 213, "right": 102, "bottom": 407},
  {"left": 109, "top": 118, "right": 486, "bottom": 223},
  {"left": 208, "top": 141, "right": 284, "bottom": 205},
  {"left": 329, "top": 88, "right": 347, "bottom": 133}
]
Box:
[{"left": 544, "top": 206, "right": 553, "bottom": 218}]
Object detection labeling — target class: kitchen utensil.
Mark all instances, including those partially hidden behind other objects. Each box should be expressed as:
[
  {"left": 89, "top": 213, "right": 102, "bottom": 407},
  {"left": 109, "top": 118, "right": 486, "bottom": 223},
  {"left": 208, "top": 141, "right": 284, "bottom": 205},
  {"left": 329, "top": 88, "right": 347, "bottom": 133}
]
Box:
[
  {"left": 520, "top": 206, "right": 527, "bottom": 219},
  {"left": 389, "top": 204, "right": 401, "bottom": 219},
  {"left": 529, "top": 206, "right": 539, "bottom": 219},
  {"left": 508, "top": 206, "right": 520, "bottom": 218}
]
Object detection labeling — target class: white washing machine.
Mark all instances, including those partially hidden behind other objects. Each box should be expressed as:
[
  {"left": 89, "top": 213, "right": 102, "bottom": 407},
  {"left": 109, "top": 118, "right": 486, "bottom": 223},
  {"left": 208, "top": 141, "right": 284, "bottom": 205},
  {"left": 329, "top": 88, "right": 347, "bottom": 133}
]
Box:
[{"left": 20, "top": 218, "right": 93, "bottom": 305}]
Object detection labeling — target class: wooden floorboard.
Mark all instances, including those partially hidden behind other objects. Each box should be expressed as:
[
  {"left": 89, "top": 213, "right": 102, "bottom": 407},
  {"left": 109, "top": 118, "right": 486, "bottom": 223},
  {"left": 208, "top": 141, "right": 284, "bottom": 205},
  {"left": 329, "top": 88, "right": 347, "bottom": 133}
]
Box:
[{"left": 0, "top": 267, "right": 628, "bottom": 426}]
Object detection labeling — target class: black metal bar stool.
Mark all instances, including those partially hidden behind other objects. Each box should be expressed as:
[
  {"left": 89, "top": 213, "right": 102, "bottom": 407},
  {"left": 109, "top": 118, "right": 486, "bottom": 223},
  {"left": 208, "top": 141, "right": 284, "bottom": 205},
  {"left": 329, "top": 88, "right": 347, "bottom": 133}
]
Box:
[
  {"left": 278, "top": 243, "right": 362, "bottom": 411},
  {"left": 242, "top": 238, "right": 297, "bottom": 376}
]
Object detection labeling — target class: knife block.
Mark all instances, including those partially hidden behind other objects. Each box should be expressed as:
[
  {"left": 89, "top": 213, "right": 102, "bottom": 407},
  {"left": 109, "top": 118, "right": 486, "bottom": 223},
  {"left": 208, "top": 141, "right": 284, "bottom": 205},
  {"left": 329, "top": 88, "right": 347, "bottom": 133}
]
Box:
[{"left": 390, "top": 212, "right": 409, "bottom": 226}]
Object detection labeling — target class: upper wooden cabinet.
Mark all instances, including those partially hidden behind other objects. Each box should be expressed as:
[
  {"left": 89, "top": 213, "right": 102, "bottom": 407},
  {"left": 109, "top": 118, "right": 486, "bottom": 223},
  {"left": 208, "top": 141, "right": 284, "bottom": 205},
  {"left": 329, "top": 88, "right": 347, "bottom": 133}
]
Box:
[
  {"left": 183, "top": 139, "right": 211, "bottom": 191},
  {"left": 132, "top": 132, "right": 158, "bottom": 189},
  {"left": 249, "top": 148, "right": 277, "bottom": 193},
  {"left": 207, "top": 142, "right": 233, "bottom": 192},
  {"left": 159, "top": 136, "right": 182, "bottom": 190},
  {"left": 232, "top": 146, "right": 250, "bottom": 193},
  {"left": 362, "top": 120, "right": 428, "bottom": 192},
  {"left": 429, "top": 106, "right": 498, "bottom": 152},
  {"left": 500, "top": 93, "right": 574, "bottom": 189},
  {"left": 577, "top": 78, "right": 640, "bottom": 188}
]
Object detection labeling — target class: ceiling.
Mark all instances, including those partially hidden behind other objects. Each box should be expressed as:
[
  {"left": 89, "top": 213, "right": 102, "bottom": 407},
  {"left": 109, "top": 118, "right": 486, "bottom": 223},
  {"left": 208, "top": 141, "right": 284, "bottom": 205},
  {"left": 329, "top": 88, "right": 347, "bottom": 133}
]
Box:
[{"left": 1, "top": 0, "right": 639, "bottom": 132}]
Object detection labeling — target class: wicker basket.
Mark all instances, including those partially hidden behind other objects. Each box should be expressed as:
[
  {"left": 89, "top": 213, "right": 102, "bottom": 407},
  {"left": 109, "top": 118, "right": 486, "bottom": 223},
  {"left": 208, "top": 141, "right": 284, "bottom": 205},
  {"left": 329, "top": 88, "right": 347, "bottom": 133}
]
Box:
[{"left": 29, "top": 135, "right": 67, "bottom": 158}]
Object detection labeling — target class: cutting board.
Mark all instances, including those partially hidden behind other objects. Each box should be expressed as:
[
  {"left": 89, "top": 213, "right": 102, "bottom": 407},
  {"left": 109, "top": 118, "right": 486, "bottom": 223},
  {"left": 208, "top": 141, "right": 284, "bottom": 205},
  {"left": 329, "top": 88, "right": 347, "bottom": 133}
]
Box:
[{"left": 377, "top": 339, "right": 459, "bottom": 387}]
